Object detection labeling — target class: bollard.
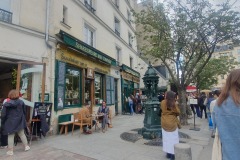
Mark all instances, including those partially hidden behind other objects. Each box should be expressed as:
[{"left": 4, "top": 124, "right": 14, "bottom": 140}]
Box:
[{"left": 174, "top": 143, "right": 192, "bottom": 160}]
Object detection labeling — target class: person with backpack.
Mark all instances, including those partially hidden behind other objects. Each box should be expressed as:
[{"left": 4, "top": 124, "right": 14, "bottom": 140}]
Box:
[{"left": 1, "top": 89, "right": 30, "bottom": 155}]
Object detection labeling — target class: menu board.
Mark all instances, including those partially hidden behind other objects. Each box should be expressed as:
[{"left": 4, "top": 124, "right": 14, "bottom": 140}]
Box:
[{"left": 32, "top": 102, "right": 52, "bottom": 124}]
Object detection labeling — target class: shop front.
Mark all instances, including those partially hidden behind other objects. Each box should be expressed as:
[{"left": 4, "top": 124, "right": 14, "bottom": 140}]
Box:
[
  {"left": 55, "top": 31, "right": 117, "bottom": 118},
  {"left": 121, "top": 64, "right": 140, "bottom": 114}
]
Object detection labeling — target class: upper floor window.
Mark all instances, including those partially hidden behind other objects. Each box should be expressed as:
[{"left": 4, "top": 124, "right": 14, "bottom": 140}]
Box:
[
  {"left": 116, "top": 46, "right": 121, "bottom": 65},
  {"left": 130, "top": 56, "right": 133, "bottom": 69},
  {"left": 62, "top": 5, "right": 68, "bottom": 24},
  {"left": 128, "top": 32, "right": 133, "bottom": 47},
  {"left": 114, "top": 0, "right": 119, "bottom": 9},
  {"left": 115, "top": 17, "right": 120, "bottom": 36},
  {"left": 127, "top": 9, "right": 131, "bottom": 24},
  {"left": 84, "top": 24, "right": 95, "bottom": 47},
  {"left": 84, "top": 0, "right": 96, "bottom": 13},
  {"left": 0, "top": 0, "right": 12, "bottom": 23}
]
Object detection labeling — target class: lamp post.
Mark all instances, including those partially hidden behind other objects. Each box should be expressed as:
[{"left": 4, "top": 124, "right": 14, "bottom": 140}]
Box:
[{"left": 138, "top": 64, "right": 162, "bottom": 139}]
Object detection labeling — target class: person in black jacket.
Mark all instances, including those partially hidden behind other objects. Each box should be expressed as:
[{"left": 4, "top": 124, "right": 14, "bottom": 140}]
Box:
[{"left": 1, "top": 89, "right": 30, "bottom": 156}]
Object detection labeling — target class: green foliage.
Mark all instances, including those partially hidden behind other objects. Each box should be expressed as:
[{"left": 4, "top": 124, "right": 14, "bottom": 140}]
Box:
[
  {"left": 196, "top": 56, "right": 238, "bottom": 90},
  {"left": 134, "top": 0, "right": 240, "bottom": 124}
]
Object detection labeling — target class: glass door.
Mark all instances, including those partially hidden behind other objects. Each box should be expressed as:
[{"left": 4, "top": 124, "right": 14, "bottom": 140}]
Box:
[{"left": 16, "top": 62, "right": 46, "bottom": 121}]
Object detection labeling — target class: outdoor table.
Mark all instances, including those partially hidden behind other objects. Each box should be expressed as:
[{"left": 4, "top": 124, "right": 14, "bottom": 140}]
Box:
[{"left": 91, "top": 114, "right": 104, "bottom": 131}]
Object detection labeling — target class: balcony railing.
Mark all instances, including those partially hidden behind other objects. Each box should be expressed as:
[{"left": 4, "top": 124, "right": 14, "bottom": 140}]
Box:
[
  {"left": 84, "top": 0, "right": 96, "bottom": 13},
  {"left": 0, "top": 8, "right": 12, "bottom": 23}
]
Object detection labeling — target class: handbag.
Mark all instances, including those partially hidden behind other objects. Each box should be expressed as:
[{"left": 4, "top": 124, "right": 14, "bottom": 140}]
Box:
[{"left": 212, "top": 128, "right": 222, "bottom": 160}]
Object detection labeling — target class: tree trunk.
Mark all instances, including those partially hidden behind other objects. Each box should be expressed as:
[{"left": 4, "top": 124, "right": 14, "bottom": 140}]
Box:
[{"left": 177, "top": 88, "right": 188, "bottom": 125}]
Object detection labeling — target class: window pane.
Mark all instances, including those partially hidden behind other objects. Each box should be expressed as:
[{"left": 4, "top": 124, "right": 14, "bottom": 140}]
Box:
[
  {"left": 65, "top": 67, "right": 80, "bottom": 106},
  {"left": 95, "top": 73, "right": 103, "bottom": 105}
]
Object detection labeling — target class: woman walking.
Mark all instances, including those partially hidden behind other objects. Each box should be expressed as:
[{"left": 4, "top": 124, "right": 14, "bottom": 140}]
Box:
[
  {"left": 161, "top": 91, "right": 180, "bottom": 160},
  {"left": 1, "top": 89, "right": 30, "bottom": 155},
  {"left": 128, "top": 95, "right": 134, "bottom": 115},
  {"left": 213, "top": 69, "right": 240, "bottom": 159}
]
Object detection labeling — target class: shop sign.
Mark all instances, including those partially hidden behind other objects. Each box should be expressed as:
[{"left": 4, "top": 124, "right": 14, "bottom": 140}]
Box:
[
  {"left": 60, "top": 30, "right": 116, "bottom": 66},
  {"left": 132, "top": 76, "right": 140, "bottom": 83},
  {"left": 121, "top": 71, "right": 133, "bottom": 81},
  {"left": 122, "top": 64, "right": 140, "bottom": 77},
  {"left": 56, "top": 50, "right": 110, "bottom": 74},
  {"left": 87, "top": 68, "right": 94, "bottom": 79}
]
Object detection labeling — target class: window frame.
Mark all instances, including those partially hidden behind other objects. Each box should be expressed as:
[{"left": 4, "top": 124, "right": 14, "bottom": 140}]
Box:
[
  {"left": 94, "top": 73, "right": 104, "bottom": 105},
  {"left": 64, "top": 65, "right": 82, "bottom": 108},
  {"left": 116, "top": 46, "right": 121, "bottom": 64},
  {"left": 114, "top": 17, "right": 120, "bottom": 36},
  {"left": 130, "top": 56, "right": 133, "bottom": 69},
  {"left": 84, "top": 23, "right": 96, "bottom": 47},
  {"left": 128, "top": 32, "right": 133, "bottom": 47}
]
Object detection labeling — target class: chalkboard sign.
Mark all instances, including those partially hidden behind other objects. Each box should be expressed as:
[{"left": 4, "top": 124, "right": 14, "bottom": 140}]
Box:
[{"left": 32, "top": 102, "right": 52, "bottom": 124}]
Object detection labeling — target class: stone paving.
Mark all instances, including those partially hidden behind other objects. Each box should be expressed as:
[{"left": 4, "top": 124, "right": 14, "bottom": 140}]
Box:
[{"left": 0, "top": 114, "right": 213, "bottom": 160}]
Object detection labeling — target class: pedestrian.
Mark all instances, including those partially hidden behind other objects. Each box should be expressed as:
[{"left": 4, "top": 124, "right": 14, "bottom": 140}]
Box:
[
  {"left": 212, "top": 69, "right": 240, "bottom": 160},
  {"left": 161, "top": 91, "right": 180, "bottom": 160},
  {"left": 128, "top": 95, "right": 134, "bottom": 115},
  {"left": 198, "top": 92, "right": 207, "bottom": 119},
  {"left": 209, "top": 90, "right": 221, "bottom": 138},
  {"left": 1, "top": 89, "right": 30, "bottom": 155},
  {"left": 0, "top": 97, "right": 10, "bottom": 149},
  {"left": 97, "top": 101, "right": 109, "bottom": 133}
]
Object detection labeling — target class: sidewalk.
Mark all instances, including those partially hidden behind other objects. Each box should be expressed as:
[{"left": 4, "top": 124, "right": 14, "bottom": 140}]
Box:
[{"left": 0, "top": 114, "right": 213, "bottom": 160}]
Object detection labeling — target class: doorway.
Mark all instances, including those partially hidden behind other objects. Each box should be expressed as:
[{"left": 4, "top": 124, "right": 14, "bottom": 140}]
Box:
[{"left": 114, "top": 79, "right": 118, "bottom": 115}]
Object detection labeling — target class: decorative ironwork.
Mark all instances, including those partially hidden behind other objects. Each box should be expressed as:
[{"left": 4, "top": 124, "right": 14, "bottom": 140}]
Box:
[{"left": 0, "top": 8, "right": 12, "bottom": 23}]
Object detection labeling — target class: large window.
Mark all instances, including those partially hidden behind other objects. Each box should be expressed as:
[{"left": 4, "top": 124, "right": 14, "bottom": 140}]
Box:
[
  {"left": 95, "top": 73, "right": 103, "bottom": 105},
  {"left": 62, "top": 5, "right": 68, "bottom": 24},
  {"left": 115, "top": 17, "right": 120, "bottom": 36},
  {"left": 65, "top": 67, "right": 81, "bottom": 106},
  {"left": 84, "top": 23, "right": 95, "bottom": 47},
  {"left": 127, "top": 9, "right": 131, "bottom": 24},
  {"left": 106, "top": 76, "right": 115, "bottom": 105},
  {"left": 116, "top": 46, "right": 121, "bottom": 65},
  {"left": 128, "top": 32, "right": 133, "bottom": 47}
]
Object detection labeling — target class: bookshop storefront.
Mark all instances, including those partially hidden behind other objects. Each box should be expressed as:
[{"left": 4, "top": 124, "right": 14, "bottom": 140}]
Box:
[
  {"left": 121, "top": 64, "right": 140, "bottom": 114},
  {"left": 55, "top": 31, "right": 116, "bottom": 116}
]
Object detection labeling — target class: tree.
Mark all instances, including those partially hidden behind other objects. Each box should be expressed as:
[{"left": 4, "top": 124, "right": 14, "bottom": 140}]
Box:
[
  {"left": 195, "top": 56, "right": 238, "bottom": 90},
  {"left": 133, "top": 0, "right": 240, "bottom": 124}
]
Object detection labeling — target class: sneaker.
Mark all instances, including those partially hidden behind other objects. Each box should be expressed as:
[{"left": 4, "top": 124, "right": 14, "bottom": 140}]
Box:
[
  {"left": 0, "top": 146, "right": 8, "bottom": 149},
  {"left": 6, "top": 150, "right": 13, "bottom": 156},
  {"left": 108, "top": 124, "right": 113, "bottom": 128},
  {"left": 25, "top": 146, "right": 30, "bottom": 151}
]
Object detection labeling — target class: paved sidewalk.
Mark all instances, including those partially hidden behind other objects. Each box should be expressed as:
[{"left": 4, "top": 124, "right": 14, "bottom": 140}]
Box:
[{"left": 0, "top": 114, "right": 213, "bottom": 160}]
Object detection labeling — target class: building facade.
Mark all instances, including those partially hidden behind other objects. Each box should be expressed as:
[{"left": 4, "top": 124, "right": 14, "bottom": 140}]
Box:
[
  {"left": 0, "top": 0, "right": 150, "bottom": 133},
  {"left": 212, "top": 45, "right": 240, "bottom": 90}
]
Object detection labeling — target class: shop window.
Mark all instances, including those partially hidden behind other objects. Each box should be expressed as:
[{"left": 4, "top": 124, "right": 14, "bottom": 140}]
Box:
[
  {"left": 65, "top": 67, "right": 81, "bottom": 106},
  {"left": 95, "top": 73, "right": 103, "bottom": 105}
]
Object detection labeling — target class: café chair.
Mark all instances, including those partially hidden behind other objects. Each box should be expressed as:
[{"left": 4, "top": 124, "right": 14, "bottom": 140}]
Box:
[{"left": 71, "top": 112, "right": 92, "bottom": 136}]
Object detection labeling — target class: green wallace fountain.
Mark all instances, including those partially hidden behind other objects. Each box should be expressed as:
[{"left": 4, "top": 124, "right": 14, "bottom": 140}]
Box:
[{"left": 138, "top": 64, "right": 162, "bottom": 139}]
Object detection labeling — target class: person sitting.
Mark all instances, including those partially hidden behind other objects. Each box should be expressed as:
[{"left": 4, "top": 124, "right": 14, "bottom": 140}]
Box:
[
  {"left": 81, "top": 103, "right": 96, "bottom": 134},
  {"left": 97, "top": 101, "right": 109, "bottom": 133}
]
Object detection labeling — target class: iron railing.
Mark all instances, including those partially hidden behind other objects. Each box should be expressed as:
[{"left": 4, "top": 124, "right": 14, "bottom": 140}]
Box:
[{"left": 0, "top": 8, "right": 12, "bottom": 23}]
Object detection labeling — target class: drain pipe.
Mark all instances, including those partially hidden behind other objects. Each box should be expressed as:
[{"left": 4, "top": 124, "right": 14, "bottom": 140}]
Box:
[{"left": 45, "top": 0, "right": 52, "bottom": 48}]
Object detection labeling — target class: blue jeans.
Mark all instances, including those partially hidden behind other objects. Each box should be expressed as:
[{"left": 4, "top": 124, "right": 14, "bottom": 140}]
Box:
[
  {"left": 129, "top": 102, "right": 134, "bottom": 115},
  {"left": 194, "top": 105, "right": 201, "bottom": 118}
]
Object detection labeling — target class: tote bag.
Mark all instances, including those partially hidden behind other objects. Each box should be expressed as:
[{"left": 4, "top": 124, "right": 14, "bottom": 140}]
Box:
[{"left": 212, "top": 128, "right": 222, "bottom": 160}]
